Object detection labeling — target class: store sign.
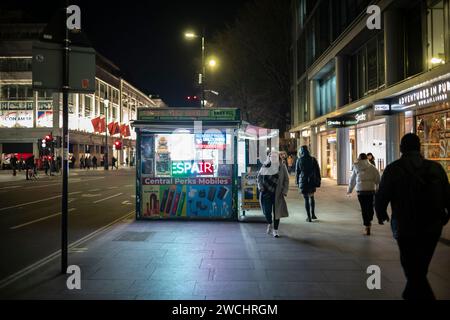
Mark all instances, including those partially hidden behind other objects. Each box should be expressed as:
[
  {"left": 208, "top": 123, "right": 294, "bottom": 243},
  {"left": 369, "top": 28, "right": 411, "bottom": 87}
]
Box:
[
  {"left": 327, "top": 109, "right": 373, "bottom": 128},
  {"left": 0, "top": 111, "right": 33, "bottom": 128},
  {"left": 171, "top": 160, "right": 214, "bottom": 177},
  {"left": 395, "top": 79, "right": 450, "bottom": 109},
  {"left": 138, "top": 108, "right": 240, "bottom": 121},
  {"left": 195, "top": 133, "right": 226, "bottom": 150}
]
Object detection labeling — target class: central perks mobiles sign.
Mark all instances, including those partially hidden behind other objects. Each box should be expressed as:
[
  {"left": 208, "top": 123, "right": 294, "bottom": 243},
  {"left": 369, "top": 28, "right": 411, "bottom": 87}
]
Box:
[{"left": 171, "top": 160, "right": 214, "bottom": 177}]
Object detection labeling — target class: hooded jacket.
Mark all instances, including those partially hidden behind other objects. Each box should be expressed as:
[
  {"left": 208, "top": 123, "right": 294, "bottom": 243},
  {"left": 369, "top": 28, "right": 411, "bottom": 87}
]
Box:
[
  {"left": 375, "top": 151, "right": 450, "bottom": 237},
  {"left": 348, "top": 159, "right": 380, "bottom": 193},
  {"left": 296, "top": 147, "right": 321, "bottom": 194}
]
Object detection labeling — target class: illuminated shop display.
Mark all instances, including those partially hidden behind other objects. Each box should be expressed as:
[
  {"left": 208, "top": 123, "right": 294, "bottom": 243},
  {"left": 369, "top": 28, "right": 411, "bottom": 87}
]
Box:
[{"left": 135, "top": 108, "right": 240, "bottom": 220}]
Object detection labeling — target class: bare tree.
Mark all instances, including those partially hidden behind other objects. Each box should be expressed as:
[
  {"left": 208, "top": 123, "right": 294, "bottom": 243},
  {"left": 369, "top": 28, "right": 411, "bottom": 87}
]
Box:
[{"left": 209, "top": 0, "right": 292, "bottom": 132}]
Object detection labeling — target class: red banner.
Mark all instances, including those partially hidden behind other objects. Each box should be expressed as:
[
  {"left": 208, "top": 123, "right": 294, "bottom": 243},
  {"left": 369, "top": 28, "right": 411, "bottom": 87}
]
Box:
[
  {"left": 98, "top": 117, "right": 106, "bottom": 133},
  {"left": 91, "top": 117, "right": 100, "bottom": 132}
]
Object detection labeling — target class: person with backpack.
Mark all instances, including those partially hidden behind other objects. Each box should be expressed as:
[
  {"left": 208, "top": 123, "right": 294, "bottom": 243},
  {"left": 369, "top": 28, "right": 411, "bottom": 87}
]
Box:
[
  {"left": 375, "top": 133, "right": 450, "bottom": 300},
  {"left": 296, "top": 145, "right": 321, "bottom": 222},
  {"left": 347, "top": 153, "right": 381, "bottom": 236},
  {"left": 257, "top": 151, "right": 290, "bottom": 238}
]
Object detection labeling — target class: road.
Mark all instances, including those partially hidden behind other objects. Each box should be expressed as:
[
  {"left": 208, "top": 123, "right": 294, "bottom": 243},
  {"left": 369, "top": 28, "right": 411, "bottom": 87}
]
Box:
[{"left": 0, "top": 168, "right": 135, "bottom": 281}]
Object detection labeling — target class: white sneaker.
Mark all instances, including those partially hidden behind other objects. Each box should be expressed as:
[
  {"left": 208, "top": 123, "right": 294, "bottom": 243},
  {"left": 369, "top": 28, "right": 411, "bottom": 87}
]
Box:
[
  {"left": 266, "top": 224, "right": 272, "bottom": 234},
  {"left": 272, "top": 230, "right": 279, "bottom": 238}
]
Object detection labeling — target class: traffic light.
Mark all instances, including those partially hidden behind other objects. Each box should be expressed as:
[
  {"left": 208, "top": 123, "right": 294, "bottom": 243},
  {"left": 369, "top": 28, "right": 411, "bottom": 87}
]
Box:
[{"left": 114, "top": 140, "right": 122, "bottom": 150}]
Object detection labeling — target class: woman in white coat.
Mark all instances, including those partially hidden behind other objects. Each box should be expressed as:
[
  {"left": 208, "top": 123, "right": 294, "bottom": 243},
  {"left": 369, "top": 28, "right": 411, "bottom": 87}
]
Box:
[{"left": 348, "top": 153, "right": 381, "bottom": 236}]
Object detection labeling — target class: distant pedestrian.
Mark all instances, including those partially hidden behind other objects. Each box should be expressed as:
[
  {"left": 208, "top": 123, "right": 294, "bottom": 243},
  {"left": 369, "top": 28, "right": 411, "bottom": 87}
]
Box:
[
  {"left": 111, "top": 156, "right": 117, "bottom": 170},
  {"left": 347, "top": 153, "right": 381, "bottom": 236},
  {"left": 257, "top": 151, "right": 289, "bottom": 238},
  {"left": 18, "top": 157, "right": 24, "bottom": 172},
  {"left": 11, "top": 154, "right": 18, "bottom": 176},
  {"left": 287, "top": 155, "right": 294, "bottom": 173},
  {"left": 56, "top": 156, "right": 62, "bottom": 173},
  {"left": 50, "top": 158, "right": 56, "bottom": 176},
  {"left": 25, "top": 155, "right": 35, "bottom": 180},
  {"left": 92, "top": 156, "right": 98, "bottom": 169},
  {"left": 375, "top": 133, "right": 450, "bottom": 300},
  {"left": 296, "top": 146, "right": 321, "bottom": 222},
  {"left": 367, "top": 153, "right": 376, "bottom": 167},
  {"left": 80, "top": 156, "right": 84, "bottom": 169},
  {"left": 126, "top": 157, "right": 129, "bottom": 167},
  {"left": 86, "top": 156, "right": 91, "bottom": 170},
  {"left": 43, "top": 158, "right": 50, "bottom": 176}
]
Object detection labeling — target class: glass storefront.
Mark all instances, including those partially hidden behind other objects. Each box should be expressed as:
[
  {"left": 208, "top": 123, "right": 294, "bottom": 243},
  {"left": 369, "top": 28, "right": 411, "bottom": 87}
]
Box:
[
  {"left": 416, "top": 108, "right": 450, "bottom": 179},
  {"left": 319, "top": 131, "right": 337, "bottom": 179},
  {"left": 356, "top": 120, "right": 387, "bottom": 172}
]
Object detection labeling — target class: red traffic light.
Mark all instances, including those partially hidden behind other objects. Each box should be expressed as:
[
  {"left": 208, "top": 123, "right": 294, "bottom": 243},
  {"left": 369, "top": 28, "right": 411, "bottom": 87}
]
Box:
[{"left": 114, "top": 140, "right": 122, "bottom": 150}]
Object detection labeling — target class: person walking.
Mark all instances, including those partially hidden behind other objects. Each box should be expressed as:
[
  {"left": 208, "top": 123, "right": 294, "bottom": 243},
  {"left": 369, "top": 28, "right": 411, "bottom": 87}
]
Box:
[
  {"left": 80, "top": 156, "right": 84, "bottom": 170},
  {"left": 347, "top": 153, "right": 381, "bottom": 236},
  {"left": 367, "top": 153, "right": 376, "bottom": 167},
  {"left": 257, "top": 152, "right": 289, "bottom": 238},
  {"left": 25, "top": 155, "right": 35, "bottom": 180},
  {"left": 287, "top": 155, "right": 294, "bottom": 174},
  {"left": 111, "top": 156, "right": 117, "bottom": 170},
  {"left": 86, "top": 155, "right": 91, "bottom": 170},
  {"left": 375, "top": 133, "right": 450, "bottom": 300},
  {"left": 43, "top": 158, "right": 50, "bottom": 176},
  {"left": 296, "top": 146, "right": 321, "bottom": 222},
  {"left": 11, "top": 154, "right": 18, "bottom": 176},
  {"left": 18, "top": 157, "right": 24, "bottom": 172},
  {"left": 92, "top": 156, "right": 98, "bottom": 169},
  {"left": 56, "top": 156, "right": 62, "bottom": 173}
]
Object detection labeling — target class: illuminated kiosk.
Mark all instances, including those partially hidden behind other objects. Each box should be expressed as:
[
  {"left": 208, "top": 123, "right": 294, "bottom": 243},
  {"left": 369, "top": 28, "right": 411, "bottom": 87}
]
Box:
[{"left": 132, "top": 108, "right": 241, "bottom": 220}]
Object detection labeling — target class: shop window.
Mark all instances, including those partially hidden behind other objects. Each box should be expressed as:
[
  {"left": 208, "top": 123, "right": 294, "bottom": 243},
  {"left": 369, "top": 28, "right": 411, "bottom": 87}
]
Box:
[
  {"left": 85, "top": 95, "right": 91, "bottom": 118},
  {"left": 405, "top": 2, "right": 424, "bottom": 77},
  {"left": 315, "top": 74, "right": 336, "bottom": 117},
  {"left": 427, "top": 0, "right": 446, "bottom": 69},
  {"left": 417, "top": 111, "right": 450, "bottom": 179}
]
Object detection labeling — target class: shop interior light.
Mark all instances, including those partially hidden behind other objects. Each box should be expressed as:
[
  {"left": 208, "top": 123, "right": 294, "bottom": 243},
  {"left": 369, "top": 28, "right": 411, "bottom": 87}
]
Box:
[{"left": 431, "top": 57, "right": 445, "bottom": 65}]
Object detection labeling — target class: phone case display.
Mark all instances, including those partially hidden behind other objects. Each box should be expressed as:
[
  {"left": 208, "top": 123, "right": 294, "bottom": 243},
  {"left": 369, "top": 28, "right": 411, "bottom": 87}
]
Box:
[
  {"left": 141, "top": 136, "right": 154, "bottom": 176},
  {"left": 142, "top": 184, "right": 188, "bottom": 218},
  {"left": 155, "top": 136, "right": 171, "bottom": 176},
  {"left": 187, "top": 185, "right": 232, "bottom": 218}
]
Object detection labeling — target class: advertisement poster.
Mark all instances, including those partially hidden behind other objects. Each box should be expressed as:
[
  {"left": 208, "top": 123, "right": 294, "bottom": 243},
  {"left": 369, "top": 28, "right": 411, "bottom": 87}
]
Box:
[
  {"left": 141, "top": 135, "right": 155, "bottom": 177},
  {"left": 241, "top": 173, "right": 260, "bottom": 210},
  {"left": 141, "top": 178, "right": 232, "bottom": 219}
]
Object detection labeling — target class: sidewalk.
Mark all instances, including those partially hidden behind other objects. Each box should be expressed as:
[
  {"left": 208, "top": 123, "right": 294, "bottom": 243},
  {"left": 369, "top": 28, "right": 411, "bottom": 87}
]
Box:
[{"left": 2, "top": 178, "right": 449, "bottom": 300}]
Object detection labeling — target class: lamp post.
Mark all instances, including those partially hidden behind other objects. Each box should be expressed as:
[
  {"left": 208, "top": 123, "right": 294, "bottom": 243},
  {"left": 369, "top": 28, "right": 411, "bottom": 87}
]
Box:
[
  {"left": 185, "top": 30, "right": 206, "bottom": 108},
  {"left": 104, "top": 99, "right": 109, "bottom": 170}
]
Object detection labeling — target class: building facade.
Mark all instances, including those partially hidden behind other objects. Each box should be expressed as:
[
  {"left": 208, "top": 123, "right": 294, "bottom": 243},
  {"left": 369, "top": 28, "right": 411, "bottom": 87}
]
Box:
[
  {"left": 290, "top": 0, "right": 450, "bottom": 239},
  {"left": 0, "top": 24, "right": 164, "bottom": 168}
]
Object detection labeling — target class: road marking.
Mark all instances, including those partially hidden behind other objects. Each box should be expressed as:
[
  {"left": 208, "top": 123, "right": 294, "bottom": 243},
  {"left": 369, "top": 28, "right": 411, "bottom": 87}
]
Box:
[
  {"left": 107, "top": 186, "right": 119, "bottom": 190},
  {"left": 0, "top": 210, "right": 134, "bottom": 289},
  {"left": 81, "top": 194, "right": 101, "bottom": 198},
  {"left": 124, "top": 184, "right": 133, "bottom": 188},
  {"left": 121, "top": 200, "right": 133, "bottom": 205},
  {"left": 10, "top": 209, "right": 76, "bottom": 230},
  {"left": 0, "top": 192, "right": 82, "bottom": 212},
  {"left": 0, "top": 186, "right": 21, "bottom": 190},
  {"left": 69, "top": 247, "right": 88, "bottom": 253},
  {"left": 88, "top": 189, "right": 101, "bottom": 192},
  {"left": 93, "top": 193, "right": 123, "bottom": 204}
]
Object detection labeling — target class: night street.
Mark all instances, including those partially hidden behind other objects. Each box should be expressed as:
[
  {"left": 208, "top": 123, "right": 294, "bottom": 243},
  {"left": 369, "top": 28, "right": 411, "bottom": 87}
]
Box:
[
  {"left": 1, "top": 0, "right": 450, "bottom": 311},
  {"left": 0, "top": 169, "right": 134, "bottom": 281}
]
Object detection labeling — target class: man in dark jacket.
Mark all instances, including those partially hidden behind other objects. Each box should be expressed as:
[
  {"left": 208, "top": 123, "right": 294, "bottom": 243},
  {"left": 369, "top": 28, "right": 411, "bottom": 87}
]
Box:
[
  {"left": 375, "top": 133, "right": 450, "bottom": 300},
  {"left": 296, "top": 145, "right": 321, "bottom": 222},
  {"left": 11, "top": 155, "right": 18, "bottom": 176}
]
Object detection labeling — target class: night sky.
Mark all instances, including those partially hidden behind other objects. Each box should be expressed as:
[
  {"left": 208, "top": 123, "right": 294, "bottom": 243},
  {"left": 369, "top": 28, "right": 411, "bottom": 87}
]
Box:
[{"left": 2, "top": 0, "right": 251, "bottom": 106}]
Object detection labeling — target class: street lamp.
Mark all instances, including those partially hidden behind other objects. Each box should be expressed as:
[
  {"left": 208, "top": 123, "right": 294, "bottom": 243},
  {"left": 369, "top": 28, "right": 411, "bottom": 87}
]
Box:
[
  {"left": 104, "top": 99, "right": 109, "bottom": 170},
  {"left": 184, "top": 30, "right": 206, "bottom": 108}
]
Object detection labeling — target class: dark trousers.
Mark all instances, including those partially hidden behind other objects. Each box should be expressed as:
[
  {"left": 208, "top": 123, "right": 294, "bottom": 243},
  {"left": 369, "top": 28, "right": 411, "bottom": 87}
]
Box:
[
  {"left": 303, "top": 194, "right": 315, "bottom": 219},
  {"left": 397, "top": 234, "right": 440, "bottom": 300},
  {"left": 260, "top": 192, "right": 280, "bottom": 230},
  {"left": 357, "top": 193, "right": 375, "bottom": 227}
]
